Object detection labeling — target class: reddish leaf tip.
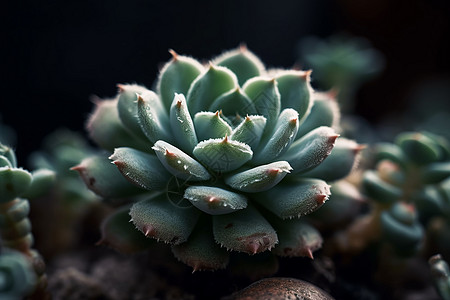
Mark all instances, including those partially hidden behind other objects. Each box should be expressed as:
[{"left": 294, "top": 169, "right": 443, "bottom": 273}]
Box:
[
  {"left": 137, "top": 94, "right": 145, "bottom": 103},
  {"left": 168, "top": 49, "right": 178, "bottom": 60},
  {"left": 300, "top": 70, "right": 313, "bottom": 80},
  {"left": 316, "top": 194, "right": 328, "bottom": 205},
  {"left": 289, "top": 118, "right": 298, "bottom": 126},
  {"left": 267, "top": 168, "right": 281, "bottom": 176},
  {"left": 303, "top": 247, "right": 314, "bottom": 259},
  {"left": 326, "top": 88, "right": 339, "bottom": 100},
  {"left": 165, "top": 149, "right": 176, "bottom": 158},
  {"left": 354, "top": 144, "right": 367, "bottom": 154},
  {"left": 70, "top": 164, "right": 84, "bottom": 172},
  {"left": 247, "top": 242, "right": 261, "bottom": 255},
  {"left": 112, "top": 160, "right": 126, "bottom": 170},
  {"left": 239, "top": 42, "right": 248, "bottom": 52},
  {"left": 142, "top": 224, "right": 156, "bottom": 237},
  {"left": 329, "top": 134, "right": 340, "bottom": 144},
  {"left": 222, "top": 134, "right": 229, "bottom": 144},
  {"left": 117, "top": 84, "right": 126, "bottom": 92}
]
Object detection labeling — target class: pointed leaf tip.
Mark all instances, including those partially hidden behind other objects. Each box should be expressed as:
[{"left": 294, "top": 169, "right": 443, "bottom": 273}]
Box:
[
  {"left": 152, "top": 140, "right": 211, "bottom": 181},
  {"left": 110, "top": 147, "right": 170, "bottom": 191},
  {"left": 193, "top": 138, "right": 253, "bottom": 173},
  {"left": 225, "top": 161, "right": 292, "bottom": 193},
  {"left": 184, "top": 186, "right": 247, "bottom": 215},
  {"left": 168, "top": 49, "right": 178, "bottom": 60}
]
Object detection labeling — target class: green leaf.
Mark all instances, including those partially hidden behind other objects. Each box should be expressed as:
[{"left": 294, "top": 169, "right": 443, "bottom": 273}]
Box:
[
  {"left": 152, "top": 140, "right": 211, "bottom": 181},
  {"left": 87, "top": 99, "right": 148, "bottom": 152},
  {"left": 0, "top": 155, "right": 13, "bottom": 168},
  {"left": 130, "top": 194, "right": 201, "bottom": 244},
  {"left": 225, "top": 161, "right": 292, "bottom": 193},
  {"left": 230, "top": 115, "right": 266, "bottom": 151},
  {"left": 184, "top": 186, "right": 247, "bottom": 215},
  {"left": 376, "top": 159, "right": 405, "bottom": 186},
  {"left": 0, "top": 198, "right": 30, "bottom": 226},
  {"left": 255, "top": 178, "right": 331, "bottom": 219},
  {"left": 0, "top": 144, "right": 17, "bottom": 167},
  {"left": 253, "top": 108, "right": 299, "bottom": 164},
  {"left": 193, "top": 111, "right": 232, "bottom": 142},
  {"left": 208, "top": 88, "right": 257, "bottom": 119},
  {"left": 0, "top": 167, "right": 32, "bottom": 203},
  {"left": 137, "top": 92, "right": 173, "bottom": 144},
  {"left": 299, "top": 138, "right": 363, "bottom": 181},
  {"left": 280, "top": 126, "right": 338, "bottom": 175},
  {"left": 396, "top": 132, "right": 442, "bottom": 165},
  {"left": 0, "top": 248, "right": 37, "bottom": 298},
  {"left": 414, "top": 186, "right": 445, "bottom": 219},
  {"left": 309, "top": 180, "right": 363, "bottom": 226},
  {"left": 422, "top": 132, "right": 450, "bottom": 160},
  {"left": 1, "top": 218, "right": 31, "bottom": 240},
  {"left": 169, "top": 93, "right": 198, "bottom": 154},
  {"left": 193, "top": 137, "right": 253, "bottom": 173},
  {"left": 380, "top": 202, "right": 424, "bottom": 254},
  {"left": 117, "top": 84, "right": 150, "bottom": 141},
  {"left": 375, "top": 142, "right": 408, "bottom": 167},
  {"left": 275, "top": 70, "right": 313, "bottom": 123},
  {"left": 171, "top": 216, "right": 229, "bottom": 271},
  {"left": 362, "top": 170, "right": 402, "bottom": 204},
  {"left": 213, "top": 46, "right": 265, "bottom": 86},
  {"left": 98, "top": 205, "right": 155, "bottom": 254},
  {"left": 109, "top": 147, "right": 171, "bottom": 191},
  {"left": 421, "top": 162, "right": 450, "bottom": 184},
  {"left": 271, "top": 218, "right": 323, "bottom": 258},
  {"left": 242, "top": 77, "right": 281, "bottom": 136},
  {"left": 296, "top": 92, "right": 340, "bottom": 138},
  {"left": 21, "top": 169, "right": 55, "bottom": 199},
  {"left": 186, "top": 64, "right": 238, "bottom": 115},
  {"left": 157, "top": 50, "right": 205, "bottom": 112},
  {"left": 72, "top": 155, "right": 144, "bottom": 198},
  {"left": 213, "top": 204, "right": 278, "bottom": 254}
]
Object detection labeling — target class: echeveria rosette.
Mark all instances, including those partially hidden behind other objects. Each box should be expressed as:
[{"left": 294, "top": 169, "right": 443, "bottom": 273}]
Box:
[
  {"left": 361, "top": 132, "right": 450, "bottom": 255},
  {"left": 76, "top": 47, "right": 359, "bottom": 271}
]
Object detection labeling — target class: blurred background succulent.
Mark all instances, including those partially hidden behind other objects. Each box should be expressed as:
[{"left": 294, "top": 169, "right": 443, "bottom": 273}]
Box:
[
  {"left": 0, "top": 142, "right": 55, "bottom": 298},
  {"left": 327, "top": 131, "right": 450, "bottom": 296},
  {"left": 27, "top": 129, "right": 101, "bottom": 257},
  {"left": 298, "top": 34, "right": 385, "bottom": 146},
  {"left": 298, "top": 34, "right": 385, "bottom": 114},
  {"left": 74, "top": 47, "right": 361, "bottom": 271},
  {"left": 0, "top": 247, "right": 37, "bottom": 300},
  {"left": 361, "top": 132, "right": 450, "bottom": 255}
]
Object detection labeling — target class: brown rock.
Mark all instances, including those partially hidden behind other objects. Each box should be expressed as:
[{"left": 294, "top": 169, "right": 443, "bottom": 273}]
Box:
[{"left": 225, "top": 277, "right": 334, "bottom": 300}]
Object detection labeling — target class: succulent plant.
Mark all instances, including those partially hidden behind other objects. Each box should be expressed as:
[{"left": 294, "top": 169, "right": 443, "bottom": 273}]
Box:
[
  {"left": 298, "top": 34, "right": 384, "bottom": 113},
  {"left": 358, "top": 132, "right": 450, "bottom": 255},
  {"left": 28, "top": 129, "right": 100, "bottom": 256},
  {"left": 74, "top": 46, "right": 360, "bottom": 271},
  {"left": 0, "top": 247, "right": 37, "bottom": 300},
  {"left": 0, "top": 143, "right": 54, "bottom": 297}
]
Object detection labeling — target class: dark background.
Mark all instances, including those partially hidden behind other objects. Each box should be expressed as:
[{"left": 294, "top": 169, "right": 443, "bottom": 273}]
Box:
[{"left": 1, "top": 0, "right": 449, "bottom": 161}]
